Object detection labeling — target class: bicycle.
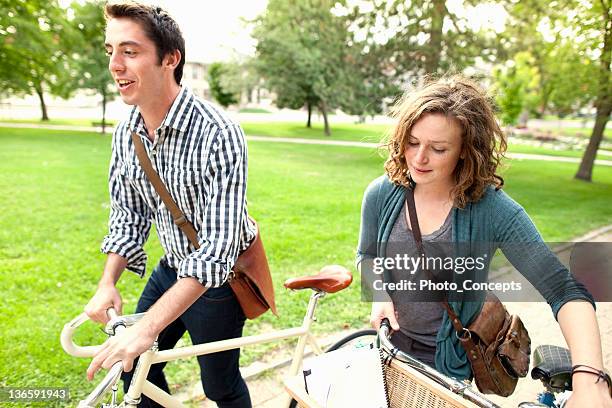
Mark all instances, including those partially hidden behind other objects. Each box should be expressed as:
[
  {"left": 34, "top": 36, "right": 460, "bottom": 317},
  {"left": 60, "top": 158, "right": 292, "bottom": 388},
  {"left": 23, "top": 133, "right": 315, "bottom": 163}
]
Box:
[
  {"left": 62, "top": 264, "right": 574, "bottom": 408},
  {"left": 61, "top": 265, "right": 375, "bottom": 407},
  {"left": 285, "top": 318, "right": 575, "bottom": 408}
]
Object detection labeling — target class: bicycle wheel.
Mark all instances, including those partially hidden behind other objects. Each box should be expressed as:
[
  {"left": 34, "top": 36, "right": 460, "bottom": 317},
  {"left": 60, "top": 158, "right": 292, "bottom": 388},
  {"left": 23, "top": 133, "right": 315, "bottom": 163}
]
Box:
[
  {"left": 289, "top": 329, "right": 378, "bottom": 408},
  {"left": 327, "top": 329, "right": 377, "bottom": 352}
]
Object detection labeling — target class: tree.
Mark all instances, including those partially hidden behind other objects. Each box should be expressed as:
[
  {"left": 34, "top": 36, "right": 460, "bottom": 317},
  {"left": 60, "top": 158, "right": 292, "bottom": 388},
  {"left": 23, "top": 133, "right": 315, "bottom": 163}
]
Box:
[
  {"left": 208, "top": 62, "right": 240, "bottom": 107},
  {"left": 0, "top": 0, "right": 81, "bottom": 120},
  {"left": 504, "top": 0, "right": 611, "bottom": 181},
  {"left": 343, "top": 0, "right": 503, "bottom": 77},
  {"left": 492, "top": 52, "right": 540, "bottom": 126},
  {"left": 70, "top": 0, "right": 116, "bottom": 134},
  {"left": 253, "top": 0, "right": 359, "bottom": 136},
  {"left": 574, "top": 0, "right": 611, "bottom": 181}
]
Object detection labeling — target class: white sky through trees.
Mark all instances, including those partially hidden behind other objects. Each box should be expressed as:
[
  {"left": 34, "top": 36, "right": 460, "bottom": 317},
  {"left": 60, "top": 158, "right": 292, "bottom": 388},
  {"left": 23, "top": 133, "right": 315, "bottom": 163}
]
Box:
[{"left": 63, "top": 0, "right": 509, "bottom": 64}]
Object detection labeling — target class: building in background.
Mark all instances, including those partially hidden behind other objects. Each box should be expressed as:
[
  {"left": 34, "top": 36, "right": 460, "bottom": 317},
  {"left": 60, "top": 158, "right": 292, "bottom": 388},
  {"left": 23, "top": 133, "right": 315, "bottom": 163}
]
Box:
[{"left": 182, "top": 61, "right": 210, "bottom": 100}]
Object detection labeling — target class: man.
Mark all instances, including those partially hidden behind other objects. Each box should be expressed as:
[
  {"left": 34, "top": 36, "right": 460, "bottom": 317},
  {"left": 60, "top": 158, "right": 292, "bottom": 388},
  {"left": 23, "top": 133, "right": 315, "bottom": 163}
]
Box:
[{"left": 84, "top": 3, "right": 254, "bottom": 407}]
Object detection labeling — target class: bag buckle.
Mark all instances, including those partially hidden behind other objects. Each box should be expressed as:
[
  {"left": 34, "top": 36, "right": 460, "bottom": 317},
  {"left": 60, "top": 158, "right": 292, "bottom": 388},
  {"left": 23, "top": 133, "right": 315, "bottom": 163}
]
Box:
[
  {"left": 456, "top": 328, "right": 472, "bottom": 341},
  {"left": 174, "top": 215, "right": 188, "bottom": 227}
]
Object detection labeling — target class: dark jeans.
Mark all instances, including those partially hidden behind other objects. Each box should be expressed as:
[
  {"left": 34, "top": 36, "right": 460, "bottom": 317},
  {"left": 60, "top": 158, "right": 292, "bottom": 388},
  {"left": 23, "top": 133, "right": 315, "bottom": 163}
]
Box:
[{"left": 121, "top": 259, "right": 251, "bottom": 407}]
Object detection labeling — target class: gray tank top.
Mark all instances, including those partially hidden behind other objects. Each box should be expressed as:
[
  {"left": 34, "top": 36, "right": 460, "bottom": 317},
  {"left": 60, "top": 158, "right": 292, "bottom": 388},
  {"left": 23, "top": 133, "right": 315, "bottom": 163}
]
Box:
[{"left": 386, "top": 203, "right": 453, "bottom": 363}]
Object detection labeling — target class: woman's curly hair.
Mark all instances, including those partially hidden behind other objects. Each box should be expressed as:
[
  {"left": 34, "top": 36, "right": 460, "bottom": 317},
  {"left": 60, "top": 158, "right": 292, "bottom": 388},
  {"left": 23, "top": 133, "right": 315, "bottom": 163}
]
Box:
[{"left": 384, "top": 75, "right": 507, "bottom": 208}]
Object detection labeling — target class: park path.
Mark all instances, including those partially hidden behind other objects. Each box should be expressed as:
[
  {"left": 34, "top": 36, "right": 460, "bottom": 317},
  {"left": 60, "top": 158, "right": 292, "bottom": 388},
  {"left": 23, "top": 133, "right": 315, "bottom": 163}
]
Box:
[{"left": 2, "top": 121, "right": 612, "bottom": 167}]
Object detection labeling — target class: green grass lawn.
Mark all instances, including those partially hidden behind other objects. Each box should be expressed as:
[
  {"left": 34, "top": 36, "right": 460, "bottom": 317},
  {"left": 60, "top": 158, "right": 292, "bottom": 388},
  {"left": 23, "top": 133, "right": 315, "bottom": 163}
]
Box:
[
  {"left": 245, "top": 121, "right": 612, "bottom": 160},
  {"left": 242, "top": 121, "right": 391, "bottom": 143},
  {"left": 238, "top": 107, "right": 272, "bottom": 114},
  {"left": 1, "top": 126, "right": 612, "bottom": 405},
  {"left": 0, "top": 117, "right": 116, "bottom": 127},
  {"left": 241, "top": 122, "right": 612, "bottom": 157},
  {"left": 507, "top": 143, "right": 611, "bottom": 161}
]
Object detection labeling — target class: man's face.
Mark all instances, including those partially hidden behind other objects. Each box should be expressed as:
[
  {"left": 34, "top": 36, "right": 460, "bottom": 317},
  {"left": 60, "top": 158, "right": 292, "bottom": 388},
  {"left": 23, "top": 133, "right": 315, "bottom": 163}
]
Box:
[{"left": 104, "top": 17, "right": 163, "bottom": 107}]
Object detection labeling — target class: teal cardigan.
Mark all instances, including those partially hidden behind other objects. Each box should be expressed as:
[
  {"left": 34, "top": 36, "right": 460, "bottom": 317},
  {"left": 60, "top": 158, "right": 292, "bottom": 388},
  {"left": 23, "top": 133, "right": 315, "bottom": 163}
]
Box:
[{"left": 356, "top": 175, "right": 595, "bottom": 380}]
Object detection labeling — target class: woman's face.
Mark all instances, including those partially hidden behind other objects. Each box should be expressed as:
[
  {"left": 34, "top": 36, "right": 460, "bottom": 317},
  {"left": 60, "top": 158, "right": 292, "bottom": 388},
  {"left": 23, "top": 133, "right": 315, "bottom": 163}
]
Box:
[{"left": 403, "top": 113, "right": 463, "bottom": 190}]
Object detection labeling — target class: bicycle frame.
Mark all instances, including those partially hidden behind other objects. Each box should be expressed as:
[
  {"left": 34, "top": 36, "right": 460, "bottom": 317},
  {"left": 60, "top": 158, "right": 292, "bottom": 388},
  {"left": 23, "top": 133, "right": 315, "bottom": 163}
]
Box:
[{"left": 61, "top": 290, "right": 327, "bottom": 407}]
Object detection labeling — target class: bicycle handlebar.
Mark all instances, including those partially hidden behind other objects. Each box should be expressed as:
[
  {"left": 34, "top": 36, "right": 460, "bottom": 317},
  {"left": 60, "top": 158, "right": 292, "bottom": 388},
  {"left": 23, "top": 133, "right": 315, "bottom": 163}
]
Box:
[
  {"left": 378, "top": 318, "right": 501, "bottom": 408},
  {"left": 61, "top": 308, "right": 126, "bottom": 407},
  {"left": 61, "top": 308, "right": 145, "bottom": 357},
  {"left": 60, "top": 312, "right": 103, "bottom": 357}
]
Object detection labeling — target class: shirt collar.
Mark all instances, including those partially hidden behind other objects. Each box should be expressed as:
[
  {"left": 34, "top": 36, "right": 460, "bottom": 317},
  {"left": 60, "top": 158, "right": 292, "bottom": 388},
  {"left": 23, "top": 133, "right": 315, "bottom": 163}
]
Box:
[
  {"left": 160, "top": 85, "right": 195, "bottom": 133},
  {"left": 127, "top": 85, "right": 195, "bottom": 135}
]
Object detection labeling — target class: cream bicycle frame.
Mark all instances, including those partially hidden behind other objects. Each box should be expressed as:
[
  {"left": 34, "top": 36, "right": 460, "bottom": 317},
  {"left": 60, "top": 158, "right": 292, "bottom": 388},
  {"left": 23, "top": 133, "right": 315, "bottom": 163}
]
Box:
[{"left": 61, "top": 291, "right": 326, "bottom": 407}]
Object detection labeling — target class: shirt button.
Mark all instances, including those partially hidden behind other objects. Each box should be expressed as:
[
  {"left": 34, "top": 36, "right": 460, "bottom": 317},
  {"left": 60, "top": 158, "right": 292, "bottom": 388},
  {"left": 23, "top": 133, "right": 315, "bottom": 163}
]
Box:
[{"left": 151, "top": 149, "right": 157, "bottom": 155}]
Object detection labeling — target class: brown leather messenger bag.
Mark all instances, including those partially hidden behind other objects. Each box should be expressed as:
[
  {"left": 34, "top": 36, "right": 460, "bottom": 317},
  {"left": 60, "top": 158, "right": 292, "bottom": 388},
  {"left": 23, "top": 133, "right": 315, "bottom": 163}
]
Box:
[
  {"left": 130, "top": 131, "right": 277, "bottom": 319},
  {"left": 405, "top": 186, "right": 530, "bottom": 396}
]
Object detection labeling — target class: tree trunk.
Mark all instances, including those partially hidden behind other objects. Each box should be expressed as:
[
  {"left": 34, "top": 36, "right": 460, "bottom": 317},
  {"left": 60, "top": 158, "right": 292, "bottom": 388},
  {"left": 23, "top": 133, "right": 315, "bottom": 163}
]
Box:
[
  {"left": 307, "top": 101, "right": 312, "bottom": 128},
  {"left": 575, "top": 1, "right": 611, "bottom": 181},
  {"left": 320, "top": 102, "right": 330, "bottom": 136},
  {"left": 425, "top": 0, "right": 445, "bottom": 74},
  {"left": 101, "top": 89, "right": 107, "bottom": 135},
  {"left": 34, "top": 82, "right": 49, "bottom": 121},
  {"left": 575, "top": 109, "right": 611, "bottom": 181}
]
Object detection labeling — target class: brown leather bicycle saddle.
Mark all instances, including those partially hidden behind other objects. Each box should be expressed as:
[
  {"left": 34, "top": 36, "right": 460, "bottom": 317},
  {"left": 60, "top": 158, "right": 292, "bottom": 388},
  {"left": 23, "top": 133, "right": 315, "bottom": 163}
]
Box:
[
  {"left": 283, "top": 265, "right": 352, "bottom": 293},
  {"left": 530, "top": 344, "right": 573, "bottom": 392}
]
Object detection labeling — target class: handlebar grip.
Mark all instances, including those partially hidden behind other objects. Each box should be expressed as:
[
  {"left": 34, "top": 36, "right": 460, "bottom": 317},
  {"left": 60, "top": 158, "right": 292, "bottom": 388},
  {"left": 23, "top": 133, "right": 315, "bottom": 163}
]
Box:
[
  {"left": 106, "top": 308, "right": 118, "bottom": 321},
  {"left": 380, "top": 317, "right": 391, "bottom": 331}
]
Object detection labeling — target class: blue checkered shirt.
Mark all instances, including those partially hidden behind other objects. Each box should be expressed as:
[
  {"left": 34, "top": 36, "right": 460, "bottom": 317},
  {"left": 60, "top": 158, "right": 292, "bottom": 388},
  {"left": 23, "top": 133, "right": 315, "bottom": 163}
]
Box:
[{"left": 101, "top": 86, "right": 256, "bottom": 287}]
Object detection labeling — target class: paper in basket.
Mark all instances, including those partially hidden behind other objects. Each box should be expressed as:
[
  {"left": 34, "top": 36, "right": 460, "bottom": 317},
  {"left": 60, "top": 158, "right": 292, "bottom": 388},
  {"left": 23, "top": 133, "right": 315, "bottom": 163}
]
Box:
[{"left": 302, "top": 344, "right": 389, "bottom": 408}]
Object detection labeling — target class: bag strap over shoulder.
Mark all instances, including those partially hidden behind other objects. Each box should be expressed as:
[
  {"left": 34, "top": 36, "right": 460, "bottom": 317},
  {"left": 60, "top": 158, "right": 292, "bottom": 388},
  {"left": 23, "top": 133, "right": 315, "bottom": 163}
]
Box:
[
  {"left": 131, "top": 131, "right": 201, "bottom": 249},
  {"left": 404, "top": 187, "right": 468, "bottom": 336}
]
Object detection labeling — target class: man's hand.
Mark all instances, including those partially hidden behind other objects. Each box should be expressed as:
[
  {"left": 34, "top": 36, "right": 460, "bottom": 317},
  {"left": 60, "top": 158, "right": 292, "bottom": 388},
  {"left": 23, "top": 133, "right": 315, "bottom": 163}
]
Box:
[
  {"left": 85, "top": 277, "right": 206, "bottom": 381},
  {"left": 85, "top": 283, "right": 123, "bottom": 324},
  {"left": 86, "top": 322, "right": 157, "bottom": 381}
]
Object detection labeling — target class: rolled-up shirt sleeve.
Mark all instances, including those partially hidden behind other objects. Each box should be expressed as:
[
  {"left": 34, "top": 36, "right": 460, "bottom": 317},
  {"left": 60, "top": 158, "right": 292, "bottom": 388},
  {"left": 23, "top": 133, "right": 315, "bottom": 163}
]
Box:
[
  {"left": 101, "top": 129, "right": 153, "bottom": 277},
  {"left": 177, "top": 124, "right": 247, "bottom": 287}
]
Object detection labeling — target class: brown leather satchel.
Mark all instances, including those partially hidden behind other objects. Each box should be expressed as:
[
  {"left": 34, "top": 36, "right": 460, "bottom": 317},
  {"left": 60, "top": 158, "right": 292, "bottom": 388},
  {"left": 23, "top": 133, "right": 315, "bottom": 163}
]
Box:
[
  {"left": 131, "top": 132, "right": 277, "bottom": 319},
  {"left": 450, "top": 293, "right": 530, "bottom": 396},
  {"left": 405, "top": 187, "right": 530, "bottom": 396}
]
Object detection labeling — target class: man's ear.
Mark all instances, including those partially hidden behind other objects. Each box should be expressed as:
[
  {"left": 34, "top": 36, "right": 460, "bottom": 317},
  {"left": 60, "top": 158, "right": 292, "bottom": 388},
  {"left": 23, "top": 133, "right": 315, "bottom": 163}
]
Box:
[{"left": 163, "top": 49, "right": 181, "bottom": 71}]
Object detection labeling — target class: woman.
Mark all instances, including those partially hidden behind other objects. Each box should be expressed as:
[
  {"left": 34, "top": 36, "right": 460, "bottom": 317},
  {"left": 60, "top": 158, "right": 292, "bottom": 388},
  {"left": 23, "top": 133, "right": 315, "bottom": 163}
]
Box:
[{"left": 356, "top": 75, "right": 611, "bottom": 407}]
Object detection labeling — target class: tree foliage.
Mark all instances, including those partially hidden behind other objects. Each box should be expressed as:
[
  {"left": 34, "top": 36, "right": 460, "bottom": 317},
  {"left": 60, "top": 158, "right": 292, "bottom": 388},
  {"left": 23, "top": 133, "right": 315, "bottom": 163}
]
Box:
[
  {"left": 253, "top": 0, "right": 368, "bottom": 135},
  {"left": 70, "top": 0, "right": 116, "bottom": 133},
  {"left": 343, "top": 0, "right": 503, "bottom": 76},
  {"left": 493, "top": 52, "right": 540, "bottom": 126},
  {"left": 208, "top": 62, "right": 240, "bottom": 108},
  {"left": 0, "top": 0, "right": 81, "bottom": 120},
  {"left": 503, "top": 0, "right": 611, "bottom": 181}
]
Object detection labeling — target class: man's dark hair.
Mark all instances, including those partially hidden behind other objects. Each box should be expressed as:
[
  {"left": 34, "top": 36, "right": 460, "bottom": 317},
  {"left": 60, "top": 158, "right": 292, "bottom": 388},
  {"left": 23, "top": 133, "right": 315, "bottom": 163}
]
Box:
[{"left": 104, "top": 2, "right": 185, "bottom": 85}]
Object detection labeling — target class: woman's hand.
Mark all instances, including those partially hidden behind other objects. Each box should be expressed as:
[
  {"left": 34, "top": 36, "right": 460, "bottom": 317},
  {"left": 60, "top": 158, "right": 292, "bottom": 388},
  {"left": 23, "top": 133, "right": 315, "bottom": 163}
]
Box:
[
  {"left": 565, "top": 372, "right": 612, "bottom": 407},
  {"left": 370, "top": 300, "right": 400, "bottom": 331}
]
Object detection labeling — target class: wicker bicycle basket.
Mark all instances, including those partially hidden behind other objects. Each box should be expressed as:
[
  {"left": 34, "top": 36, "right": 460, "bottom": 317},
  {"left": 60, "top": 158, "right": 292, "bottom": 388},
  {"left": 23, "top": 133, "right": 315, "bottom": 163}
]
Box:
[{"left": 384, "top": 358, "right": 474, "bottom": 408}]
